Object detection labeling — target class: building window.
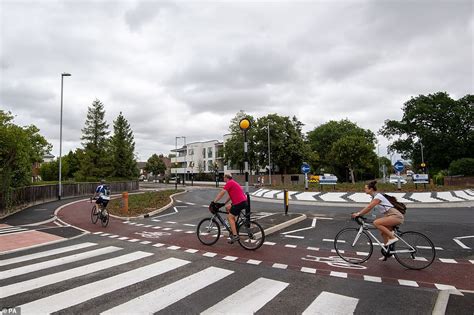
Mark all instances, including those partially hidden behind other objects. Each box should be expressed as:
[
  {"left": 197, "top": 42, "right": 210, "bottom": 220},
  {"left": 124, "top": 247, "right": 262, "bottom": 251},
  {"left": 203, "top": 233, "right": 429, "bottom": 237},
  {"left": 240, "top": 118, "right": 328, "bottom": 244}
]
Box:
[
  {"left": 207, "top": 147, "right": 213, "bottom": 158},
  {"left": 202, "top": 148, "right": 206, "bottom": 158}
]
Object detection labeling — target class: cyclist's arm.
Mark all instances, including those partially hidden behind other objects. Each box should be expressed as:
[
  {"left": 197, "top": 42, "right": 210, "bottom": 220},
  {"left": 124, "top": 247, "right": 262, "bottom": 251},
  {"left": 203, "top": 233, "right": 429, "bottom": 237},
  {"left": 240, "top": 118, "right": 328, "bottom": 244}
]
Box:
[
  {"left": 353, "top": 199, "right": 380, "bottom": 217},
  {"left": 214, "top": 189, "right": 226, "bottom": 203}
]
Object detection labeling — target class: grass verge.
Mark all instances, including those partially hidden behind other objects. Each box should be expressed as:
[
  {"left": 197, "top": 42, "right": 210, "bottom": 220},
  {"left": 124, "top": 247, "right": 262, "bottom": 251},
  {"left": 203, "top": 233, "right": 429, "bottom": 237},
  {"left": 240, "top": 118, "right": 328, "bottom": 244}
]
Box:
[{"left": 108, "top": 189, "right": 184, "bottom": 217}]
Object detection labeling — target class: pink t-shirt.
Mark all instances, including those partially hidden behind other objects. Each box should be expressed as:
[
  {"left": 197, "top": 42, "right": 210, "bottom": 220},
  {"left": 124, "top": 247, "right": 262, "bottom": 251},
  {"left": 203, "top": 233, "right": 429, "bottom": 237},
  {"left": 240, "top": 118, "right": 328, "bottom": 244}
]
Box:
[{"left": 224, "top": 179, "right": 247, "bottom": 205}]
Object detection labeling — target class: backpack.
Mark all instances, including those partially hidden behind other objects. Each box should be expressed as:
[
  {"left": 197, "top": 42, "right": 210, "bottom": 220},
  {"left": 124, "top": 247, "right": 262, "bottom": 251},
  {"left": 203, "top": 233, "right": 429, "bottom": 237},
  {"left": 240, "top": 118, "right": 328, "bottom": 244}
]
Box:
[
  {"left": 382, "top": 193, "right": 407, "bottom": 214},
  {"left": 103, "top": 185, "right": 111, "bottom": 197}
]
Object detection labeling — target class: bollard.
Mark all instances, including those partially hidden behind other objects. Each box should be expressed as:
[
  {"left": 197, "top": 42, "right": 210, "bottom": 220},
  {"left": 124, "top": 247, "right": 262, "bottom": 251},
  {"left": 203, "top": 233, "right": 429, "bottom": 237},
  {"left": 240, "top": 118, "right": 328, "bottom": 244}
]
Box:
[
  {"left": 284, "top": 189, "right": 289, "bottom": 215},
  {"left": 122, "top": 192, "right": 129, "bottom": 215}
]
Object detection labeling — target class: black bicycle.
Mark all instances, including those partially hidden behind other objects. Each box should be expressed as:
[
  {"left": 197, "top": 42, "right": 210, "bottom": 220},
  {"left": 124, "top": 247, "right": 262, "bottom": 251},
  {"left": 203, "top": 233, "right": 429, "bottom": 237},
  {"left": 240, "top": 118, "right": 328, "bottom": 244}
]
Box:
[
  {"left": 334, "top": 215, "right": 436, "bottom": 270},
  {"left": 197, "top": 202, "right": 265, "bottom": 250},
  {"left": 90, "top": 198, "right": 109, "bottom": 227}
]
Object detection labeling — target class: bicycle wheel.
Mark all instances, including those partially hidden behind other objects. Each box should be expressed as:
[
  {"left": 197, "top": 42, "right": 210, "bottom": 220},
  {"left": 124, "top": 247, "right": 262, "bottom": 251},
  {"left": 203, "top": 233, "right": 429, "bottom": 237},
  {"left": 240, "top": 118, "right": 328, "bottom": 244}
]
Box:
[
  {"left": 91, "top": 205, "right": 99, "bottom": 224},
  {"left": 237, "top": 220, "right": 265, "bottom": 250},
  {"left": 101, "top": 210, "right": 109, "bottom": 227},
  {"left": 334, "top": 228, "right": 373, "bottom": 264},
  {"left": 394, "top": 231, "right": 436, "bottom": 270},
  {"left": 197, "top": 218, "right": 221, "bottom": 245}
]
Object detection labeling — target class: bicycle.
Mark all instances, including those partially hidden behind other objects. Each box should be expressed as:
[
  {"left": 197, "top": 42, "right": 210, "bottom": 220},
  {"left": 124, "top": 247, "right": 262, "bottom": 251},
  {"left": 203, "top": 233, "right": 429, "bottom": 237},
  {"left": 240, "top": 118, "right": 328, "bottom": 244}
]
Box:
[
  {"left": 196, "top": 202, "right": 265, "bottom": 250},
  {"left": 334, "top": 215, "right": 435, "bottom": 270},
  {"left": 90, "top": 198, "right": 110, "bottom": 227}
]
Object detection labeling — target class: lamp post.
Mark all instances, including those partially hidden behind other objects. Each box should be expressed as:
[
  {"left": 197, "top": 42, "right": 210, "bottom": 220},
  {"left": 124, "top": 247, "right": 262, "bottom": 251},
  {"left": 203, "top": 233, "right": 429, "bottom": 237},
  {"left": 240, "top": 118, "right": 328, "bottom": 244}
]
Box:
[
  {"left": 239, "top": 118, "right": 251, "bottom": 218},
  {"left": 174, "top": 136, "right": 186, "bottom": 190},
  {"left": 267, "top": 121, "right": 272, "bottom": 186},
  {"left": 58, "top": 73, "right": 71, "bottom": 200}
]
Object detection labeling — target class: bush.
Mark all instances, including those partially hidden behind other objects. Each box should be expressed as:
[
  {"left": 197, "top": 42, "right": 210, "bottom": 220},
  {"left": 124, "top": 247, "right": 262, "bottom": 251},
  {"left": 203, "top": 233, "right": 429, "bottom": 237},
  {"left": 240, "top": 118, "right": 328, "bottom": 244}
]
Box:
[{"left": 449, "top": 158, "right": 474, "bottom": 176}]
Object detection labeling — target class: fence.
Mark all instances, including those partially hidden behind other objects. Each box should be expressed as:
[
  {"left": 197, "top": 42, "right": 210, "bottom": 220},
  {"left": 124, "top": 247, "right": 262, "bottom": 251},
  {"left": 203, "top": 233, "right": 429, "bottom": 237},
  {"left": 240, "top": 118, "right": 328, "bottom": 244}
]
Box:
[
  {"left": 444, "top": 176, "right": 474, "bottom": 187},
  {"left": 0, "top": 181, "right": 139, "bottom": 215}
]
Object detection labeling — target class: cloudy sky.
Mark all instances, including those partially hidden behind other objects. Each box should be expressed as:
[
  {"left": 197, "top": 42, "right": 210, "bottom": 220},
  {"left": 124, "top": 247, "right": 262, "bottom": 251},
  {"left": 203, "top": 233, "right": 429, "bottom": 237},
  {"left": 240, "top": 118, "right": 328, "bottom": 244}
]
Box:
[{"left": 1, "top": 0, "right": 472, "bottom": 162}]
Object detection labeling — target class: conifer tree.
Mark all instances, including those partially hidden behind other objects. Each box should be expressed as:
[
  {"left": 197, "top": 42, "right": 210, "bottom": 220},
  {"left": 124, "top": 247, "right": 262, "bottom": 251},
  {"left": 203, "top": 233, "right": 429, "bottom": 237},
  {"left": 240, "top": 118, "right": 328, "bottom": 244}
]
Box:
[
  {"left": 77, "top": 99, "right": 110, "bottom": 180},
  {"left": 110, "top": 112, "right": 138, "bottom": 178}
]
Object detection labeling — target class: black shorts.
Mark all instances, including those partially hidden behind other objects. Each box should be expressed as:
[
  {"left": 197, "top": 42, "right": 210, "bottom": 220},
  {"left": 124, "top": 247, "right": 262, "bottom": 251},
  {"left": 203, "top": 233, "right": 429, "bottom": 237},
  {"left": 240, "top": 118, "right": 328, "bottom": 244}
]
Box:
[
  {"left": 96, "top": 197, "right": 109, "bottom": 208},
  {"left": 230, "top": 201, "right": 248, "bottom": 216}
]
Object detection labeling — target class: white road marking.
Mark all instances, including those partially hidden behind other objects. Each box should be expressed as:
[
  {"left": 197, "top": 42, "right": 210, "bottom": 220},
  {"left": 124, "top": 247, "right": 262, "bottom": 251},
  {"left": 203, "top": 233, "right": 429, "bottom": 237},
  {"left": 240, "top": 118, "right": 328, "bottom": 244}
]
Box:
[
  {"left": 285, "top": 244, "right": 297, "bottom": 248},
  {"left": 302, "top": 291, "right": 359, "bottom": 315},
  {"left": 272, "top": 263, "right": 288, "bottom": 269},
  {"left": 223, "top": 256, "right": 238, "bottom": 261},
  {"left": 363, "top": 275, "right": 382, "bottom": 283},
  {"left": 0, "top": 242, "right": 96, "bottom": 267},
  {"left": 101, "top": 267, "right": 233, "bottom": 314},
  {"left": 153, "top": 243, "right": 165, "bottom": 247},
  {"left": 1, "top": 251, "right": 153, "bottom": 298},
  {"left": 0, "top": 246, "right": 122, "bottom": 280},
  {"left": 246, "top": 259, "right": 262, "bottom": 265},
  {"left": 453, "top": 235, "right": 474, "bottom": 249},
  {"left": 330, "top": 271, "right": 347, "bottom": 278},
  {"left": 307, "top": 247, "right": 319, "bottom": 251},
  {"left": 201, "top": 278, "right": 289, "bottom": 315},
  {"left": 439, "top": 258, "right": 457, "bottom": 264},
  {"left": 301, "top": 267, "right": 317, "bottom": 274},
  {"left": 281, "top": 218, "right": 316, "bottom": 235},
  {"left": 20, "top": 258, "right": 190, "bottom": 314},
  {"left": 263, "top": 242, "right": 276, "bottom": 246},
  {"left": 167, "top": 246, "right": 180, "bottom": 250},
  {"left": 185, "top": 249, "right": 199, "bottom": 253},
  {"left": 284, "top": 235, "right": 304, "bottom": 239},
  {"left": 398, "top": 279, "right": 419, "bottom": 287},
  {"left": 203, "top": 252, "right": 217, "bottom": 257}
]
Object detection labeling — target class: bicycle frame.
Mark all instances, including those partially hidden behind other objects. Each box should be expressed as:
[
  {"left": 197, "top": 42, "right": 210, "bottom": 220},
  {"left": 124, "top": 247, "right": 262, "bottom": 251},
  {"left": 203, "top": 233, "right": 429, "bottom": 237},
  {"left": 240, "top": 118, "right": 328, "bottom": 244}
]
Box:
[
  {"left": 353, "top": 222, "right": 416, "bottom": 255},
  {"left": 210, "top": 210, "right": 247, "bottom": 234}
]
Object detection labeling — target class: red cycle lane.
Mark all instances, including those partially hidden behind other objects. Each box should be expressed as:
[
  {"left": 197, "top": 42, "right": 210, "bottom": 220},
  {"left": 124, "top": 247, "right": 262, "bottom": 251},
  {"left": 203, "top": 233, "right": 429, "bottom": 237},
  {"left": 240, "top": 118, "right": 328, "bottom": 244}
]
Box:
[{"left": 58, "top": 200, "right": 473, "bottom": 292}]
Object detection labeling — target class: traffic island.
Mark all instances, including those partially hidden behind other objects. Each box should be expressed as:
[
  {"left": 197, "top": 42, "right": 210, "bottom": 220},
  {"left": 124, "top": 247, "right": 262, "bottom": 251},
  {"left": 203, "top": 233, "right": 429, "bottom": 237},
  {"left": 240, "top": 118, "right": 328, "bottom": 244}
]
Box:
[{"left": 255, "top": 212, "right": 307, "bottom": 236}]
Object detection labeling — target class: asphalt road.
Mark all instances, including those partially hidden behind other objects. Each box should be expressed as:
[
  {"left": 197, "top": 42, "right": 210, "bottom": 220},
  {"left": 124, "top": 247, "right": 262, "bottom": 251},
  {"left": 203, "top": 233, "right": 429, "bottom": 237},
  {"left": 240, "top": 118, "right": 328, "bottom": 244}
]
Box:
[{"left": 1, "top": 185, "right": 473, "bottom": 314}]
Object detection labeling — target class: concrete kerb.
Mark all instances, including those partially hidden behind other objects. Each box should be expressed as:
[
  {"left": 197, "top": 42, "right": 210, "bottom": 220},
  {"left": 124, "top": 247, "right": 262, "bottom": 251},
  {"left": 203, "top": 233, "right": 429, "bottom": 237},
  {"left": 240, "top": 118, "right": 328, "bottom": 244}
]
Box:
[{"left": 262, "top": 213, "right": 307, "bottom": 236}]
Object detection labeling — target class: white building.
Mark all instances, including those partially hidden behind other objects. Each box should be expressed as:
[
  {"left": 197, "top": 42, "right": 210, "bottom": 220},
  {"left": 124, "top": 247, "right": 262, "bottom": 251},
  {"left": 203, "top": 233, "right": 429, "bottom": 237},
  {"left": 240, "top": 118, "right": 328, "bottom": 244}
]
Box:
[{"left": 170, "top": 135, "right": 241, "bottom": 180}]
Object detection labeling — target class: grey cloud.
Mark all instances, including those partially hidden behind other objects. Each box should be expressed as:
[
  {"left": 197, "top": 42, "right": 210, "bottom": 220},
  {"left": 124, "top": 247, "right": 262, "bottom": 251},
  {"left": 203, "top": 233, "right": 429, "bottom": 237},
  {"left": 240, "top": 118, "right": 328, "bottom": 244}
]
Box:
[{"left": 124, "top": 0, "right": 177, "bottom": 31}]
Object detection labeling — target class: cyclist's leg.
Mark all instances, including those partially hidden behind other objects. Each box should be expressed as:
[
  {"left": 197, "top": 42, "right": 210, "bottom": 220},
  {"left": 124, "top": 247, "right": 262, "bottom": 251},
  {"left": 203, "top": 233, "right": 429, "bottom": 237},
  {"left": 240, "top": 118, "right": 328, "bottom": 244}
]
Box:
[
  {"left": 227, "top": 205, "right": 239, "bottom": 237},
  {"left": 374, "top": 216, "right": 402, "bottom": 244}
]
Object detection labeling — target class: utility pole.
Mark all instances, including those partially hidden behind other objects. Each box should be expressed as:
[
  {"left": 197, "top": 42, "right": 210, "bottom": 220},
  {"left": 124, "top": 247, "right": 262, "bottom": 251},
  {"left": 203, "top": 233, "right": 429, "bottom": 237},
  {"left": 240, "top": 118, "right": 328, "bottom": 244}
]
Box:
[{"left": 268, "top": 121, "right": 272, "bottom": 186}]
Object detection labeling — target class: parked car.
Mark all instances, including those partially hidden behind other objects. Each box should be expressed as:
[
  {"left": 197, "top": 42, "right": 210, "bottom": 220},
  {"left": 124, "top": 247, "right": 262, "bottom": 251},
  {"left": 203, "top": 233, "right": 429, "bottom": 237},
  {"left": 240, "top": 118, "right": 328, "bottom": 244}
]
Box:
[{"left": 389, "top": 175, "right": 407, "bottom": 184}]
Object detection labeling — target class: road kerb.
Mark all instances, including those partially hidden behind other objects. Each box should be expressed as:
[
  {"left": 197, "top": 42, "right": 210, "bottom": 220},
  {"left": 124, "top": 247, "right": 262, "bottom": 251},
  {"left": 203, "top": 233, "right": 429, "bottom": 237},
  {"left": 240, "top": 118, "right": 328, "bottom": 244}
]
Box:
[{"left": 263, "top": 214, "right": 307, "bottom": 236}]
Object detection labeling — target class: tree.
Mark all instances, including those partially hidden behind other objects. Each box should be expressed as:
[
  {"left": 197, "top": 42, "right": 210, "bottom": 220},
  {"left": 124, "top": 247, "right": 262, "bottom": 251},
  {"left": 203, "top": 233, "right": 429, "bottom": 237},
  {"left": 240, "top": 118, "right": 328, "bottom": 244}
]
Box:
[
  {"left": 76, "top": 99, "right": 110, "bottom": 181},
  {"left": 1, "top": 110, "right": 51, "bottom": 209},
  {"left": 145, "top": 154, "right": 166, "bottom": 181},
  {"left": 110, "top": 112, "right": 138, "bottom": 179},
  {"left": 329, "top": 135, "right": 376, "bottom": 184},
  {"left": 254, "top": 114, "right": 309, "bottom": 174},
  {"left": 307, "top": 119, "right": 376, "bottom": 180},
  {"left": 223, "top": 111, "right": 258, "bottom": 173},
  {"left": 379, "top": 92, "right": 474, "bottom": 173}
]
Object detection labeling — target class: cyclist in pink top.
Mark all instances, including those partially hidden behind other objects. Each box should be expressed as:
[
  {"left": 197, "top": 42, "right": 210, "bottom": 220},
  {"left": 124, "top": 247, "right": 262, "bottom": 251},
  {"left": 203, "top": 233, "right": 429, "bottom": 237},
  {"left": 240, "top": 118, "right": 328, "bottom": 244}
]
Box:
[{"left": 214, "top": 173, "right": 248, "bottom": 243}]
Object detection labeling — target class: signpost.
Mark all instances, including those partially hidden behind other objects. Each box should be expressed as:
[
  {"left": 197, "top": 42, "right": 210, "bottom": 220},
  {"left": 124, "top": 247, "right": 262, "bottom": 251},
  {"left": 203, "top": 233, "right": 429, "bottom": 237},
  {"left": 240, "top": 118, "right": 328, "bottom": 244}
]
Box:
[
  {"left": 301, "top": 162, "right": 310, "bottom": 190},
  {"left": 413, "top": 173, "right": 429, "bottom": 190},
  {"left": 393, "top": 161, "right": 405, "bottom": 190}
]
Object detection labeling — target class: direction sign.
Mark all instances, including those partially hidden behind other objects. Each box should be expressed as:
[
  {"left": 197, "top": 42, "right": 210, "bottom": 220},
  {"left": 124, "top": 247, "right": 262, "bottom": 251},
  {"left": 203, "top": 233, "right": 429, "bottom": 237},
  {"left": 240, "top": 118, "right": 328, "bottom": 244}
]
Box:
[
  {"left": 301, "top": 163, "right": 310, "bottom": 174},
  {"left": 393, "top": 161, "right": 405, "bottom": 173}
]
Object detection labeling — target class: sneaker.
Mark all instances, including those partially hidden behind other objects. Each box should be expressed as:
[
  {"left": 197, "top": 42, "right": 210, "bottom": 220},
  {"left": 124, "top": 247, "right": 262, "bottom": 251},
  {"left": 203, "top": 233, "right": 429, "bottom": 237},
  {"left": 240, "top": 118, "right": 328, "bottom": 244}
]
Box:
[
  {"left": 385, "top": 237, "right": 398, "bottom": 246},
  {"left": 228, "top": 235, "right": 240, "bottom": 244}
]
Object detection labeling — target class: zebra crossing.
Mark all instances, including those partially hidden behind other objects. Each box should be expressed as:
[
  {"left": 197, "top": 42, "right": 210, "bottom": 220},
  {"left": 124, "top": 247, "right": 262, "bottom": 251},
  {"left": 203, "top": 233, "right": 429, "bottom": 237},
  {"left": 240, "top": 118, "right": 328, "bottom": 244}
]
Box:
[{"left": 0, "top": 240, "right": 368, "bottom": 314}]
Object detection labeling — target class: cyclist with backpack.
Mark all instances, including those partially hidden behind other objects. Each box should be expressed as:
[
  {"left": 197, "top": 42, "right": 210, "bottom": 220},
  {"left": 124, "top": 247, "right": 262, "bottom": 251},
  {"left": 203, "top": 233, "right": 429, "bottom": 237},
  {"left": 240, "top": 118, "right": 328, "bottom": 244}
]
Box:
[
  {"left": 92, "top": 180, "right": 111, "bottom": 212},
  {"left": 351, "top": 180, "right": 405, "bottom": 252}
]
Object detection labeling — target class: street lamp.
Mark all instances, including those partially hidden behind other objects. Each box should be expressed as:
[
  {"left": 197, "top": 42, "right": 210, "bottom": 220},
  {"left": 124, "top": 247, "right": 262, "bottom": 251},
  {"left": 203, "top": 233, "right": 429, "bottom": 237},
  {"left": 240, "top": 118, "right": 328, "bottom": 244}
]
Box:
[
  {"left": 267, "top": 121, "right": 272, "bottom": 186},
  {"left": 174, "top": 136, "right": 186, "bottom": 190},
  {"left": 59, "top": 73, "right": 71, "bottom": 200}
]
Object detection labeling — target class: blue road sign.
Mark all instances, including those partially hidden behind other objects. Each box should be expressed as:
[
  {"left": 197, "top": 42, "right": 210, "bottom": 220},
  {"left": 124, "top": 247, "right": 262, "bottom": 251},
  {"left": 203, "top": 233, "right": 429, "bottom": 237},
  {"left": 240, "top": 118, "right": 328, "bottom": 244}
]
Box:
[
  {"left": 393, "top": 161, "right": 405, "bottom": 173},
  {"left": 301, "top": 163, "right": 310, "bottom": 174}
]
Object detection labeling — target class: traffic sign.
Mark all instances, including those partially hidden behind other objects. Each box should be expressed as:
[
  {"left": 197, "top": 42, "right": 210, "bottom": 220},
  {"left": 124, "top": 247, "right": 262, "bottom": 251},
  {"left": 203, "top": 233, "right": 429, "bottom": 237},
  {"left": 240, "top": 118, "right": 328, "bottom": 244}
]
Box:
[
  {"left": 301, "top": 163, "right": 310, "bottom": 174},
  {"left": 393, "top": 161, "right": 405, "bottom": 173}
]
